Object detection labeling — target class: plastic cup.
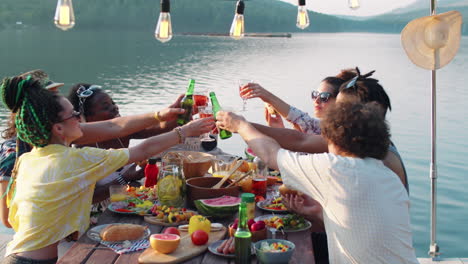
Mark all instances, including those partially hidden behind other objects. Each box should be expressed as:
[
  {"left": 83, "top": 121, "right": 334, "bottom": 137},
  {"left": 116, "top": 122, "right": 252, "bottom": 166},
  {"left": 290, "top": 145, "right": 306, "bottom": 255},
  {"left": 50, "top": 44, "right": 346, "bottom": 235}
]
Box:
[{"left": 109, "top": 185, "right": 127, "bottom": 202}]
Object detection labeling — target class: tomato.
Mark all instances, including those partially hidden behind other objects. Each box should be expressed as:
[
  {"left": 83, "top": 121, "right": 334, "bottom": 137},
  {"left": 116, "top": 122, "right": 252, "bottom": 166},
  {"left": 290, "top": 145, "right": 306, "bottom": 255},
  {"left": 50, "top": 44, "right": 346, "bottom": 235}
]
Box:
[
  {"left": 163, "top": 227, "right": 180, "bottom": 236},
  {"left": 191, "top": 230, "right": 209, "bottom": 245}
]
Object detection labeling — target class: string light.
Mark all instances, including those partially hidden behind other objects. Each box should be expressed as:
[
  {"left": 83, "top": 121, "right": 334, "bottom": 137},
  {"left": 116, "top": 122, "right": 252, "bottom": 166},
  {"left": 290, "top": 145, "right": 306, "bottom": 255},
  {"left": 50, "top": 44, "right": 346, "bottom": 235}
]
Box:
[
  {"left": 54, "top": 0, "right": 75, "bottom": 31},
  {"left": 296, "top": 0, "right": 310, "bottom": 30},
  {"left": 230, "top": 0, "right": 245, "bottom": 40},
  {"left": 155, "top": 0, "right": 173, "bottom": 43},
  {"left": 348, "top": 0, "right": 360, "bottom": 10}
]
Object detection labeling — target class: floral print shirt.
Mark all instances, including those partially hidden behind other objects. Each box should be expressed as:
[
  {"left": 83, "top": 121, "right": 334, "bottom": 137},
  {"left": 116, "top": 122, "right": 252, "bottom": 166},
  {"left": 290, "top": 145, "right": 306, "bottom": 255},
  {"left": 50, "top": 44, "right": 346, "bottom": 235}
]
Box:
[{"left": 286, "top": 106, "right": 321, "bottom": 135}]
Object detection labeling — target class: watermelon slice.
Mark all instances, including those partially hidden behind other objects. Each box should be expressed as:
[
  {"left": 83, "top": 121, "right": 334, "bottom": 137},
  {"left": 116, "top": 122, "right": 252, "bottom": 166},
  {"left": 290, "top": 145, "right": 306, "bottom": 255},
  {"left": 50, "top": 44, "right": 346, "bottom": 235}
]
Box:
[
  {"left": 244, "top": 147, "right": 256, "bottom": 161},
  {"left": 194, "top": 196, "right": 241, "bottom": 217}
]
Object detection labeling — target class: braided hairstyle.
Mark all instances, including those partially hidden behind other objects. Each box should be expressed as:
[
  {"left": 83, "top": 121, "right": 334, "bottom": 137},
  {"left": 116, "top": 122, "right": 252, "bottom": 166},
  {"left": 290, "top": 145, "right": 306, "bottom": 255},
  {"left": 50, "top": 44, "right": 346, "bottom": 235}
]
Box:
[
  {"left": 0, "top": 76, "right": 63, "bottom": 147},
  {"left": 68, "top": 83, "right": 104, "bottom": 118},
  {"left": 338, "top": 67, "right": 392, "bottom": 117}
]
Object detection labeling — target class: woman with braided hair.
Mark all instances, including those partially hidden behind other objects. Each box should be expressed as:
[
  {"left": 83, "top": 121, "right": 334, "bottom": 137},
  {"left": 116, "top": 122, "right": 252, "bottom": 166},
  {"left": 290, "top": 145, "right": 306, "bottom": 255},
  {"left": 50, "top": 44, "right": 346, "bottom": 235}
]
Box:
[
  {"left": 0, "top": 70, "right": 187, "bottom": 229},
  {"left": 0, "top": 75, "right": 214, "bottom": 263}
]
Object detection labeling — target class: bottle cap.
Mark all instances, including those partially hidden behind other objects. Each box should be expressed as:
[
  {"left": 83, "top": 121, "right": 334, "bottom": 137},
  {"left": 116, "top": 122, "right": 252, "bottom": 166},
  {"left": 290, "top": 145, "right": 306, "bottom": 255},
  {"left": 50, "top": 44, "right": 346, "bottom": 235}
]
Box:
[{"left": 241, "top": 193, "right": 255, "bottom": 203}]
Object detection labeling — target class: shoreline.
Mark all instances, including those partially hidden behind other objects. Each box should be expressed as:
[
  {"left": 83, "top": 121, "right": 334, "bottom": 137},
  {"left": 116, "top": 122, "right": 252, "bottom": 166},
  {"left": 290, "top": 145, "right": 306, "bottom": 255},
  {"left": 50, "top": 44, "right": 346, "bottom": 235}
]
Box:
[{"left": 179, "top": 32, "right": 292, "bottom": 38}]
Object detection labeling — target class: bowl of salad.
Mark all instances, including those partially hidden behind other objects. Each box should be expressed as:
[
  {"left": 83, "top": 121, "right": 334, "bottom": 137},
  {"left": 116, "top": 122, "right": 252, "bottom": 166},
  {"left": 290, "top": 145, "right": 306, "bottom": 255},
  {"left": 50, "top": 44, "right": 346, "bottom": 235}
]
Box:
[{"left": 254, "top": 239, "right": 295, "bottom": 264}]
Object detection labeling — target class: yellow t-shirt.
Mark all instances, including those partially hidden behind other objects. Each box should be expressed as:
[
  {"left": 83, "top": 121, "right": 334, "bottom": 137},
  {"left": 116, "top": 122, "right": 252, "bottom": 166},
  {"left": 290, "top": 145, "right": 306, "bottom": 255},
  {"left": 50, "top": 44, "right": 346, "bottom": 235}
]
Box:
[{"left": 6, "top": 144, "right": 129, "bottom": 256}]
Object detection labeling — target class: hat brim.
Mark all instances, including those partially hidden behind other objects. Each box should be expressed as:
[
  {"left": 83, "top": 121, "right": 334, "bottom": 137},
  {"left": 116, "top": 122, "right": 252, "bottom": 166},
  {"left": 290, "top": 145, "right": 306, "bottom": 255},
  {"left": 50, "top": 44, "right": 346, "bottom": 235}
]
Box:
[
  {"left": 401, "top": 11, "right": 462, "bottom": 70},
  {"left": 45, "top": 82, "right": 65, "bottom": 91}
]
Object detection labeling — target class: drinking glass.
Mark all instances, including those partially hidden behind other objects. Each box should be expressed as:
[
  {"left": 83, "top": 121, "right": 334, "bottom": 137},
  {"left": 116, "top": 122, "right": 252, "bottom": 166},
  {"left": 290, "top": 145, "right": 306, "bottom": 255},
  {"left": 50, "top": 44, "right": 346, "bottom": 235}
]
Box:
[
  {"left": 193, "top": 89, "right": 209, "bottom": 115},
  {"left": 109, "top": 185, "right": 127, "bottom": 202},
  {"left": 197, "top": 106, "right": 215, "bottom": 142},
  {"left": 238, "top": 79, "right": 253, "bottom": 111}
]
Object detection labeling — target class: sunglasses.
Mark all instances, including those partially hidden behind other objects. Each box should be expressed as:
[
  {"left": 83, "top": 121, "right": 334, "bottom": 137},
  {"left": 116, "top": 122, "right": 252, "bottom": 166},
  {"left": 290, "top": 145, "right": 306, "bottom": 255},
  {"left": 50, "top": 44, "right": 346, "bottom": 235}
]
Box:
[
  {"left": 344, "top": 75, "right": 359, "bottom": 90},
  {"left": 59, "top": 111, "right": 81, "bottom": 122},
  {"left": 77, "top": 84, "right": 102, "bottom": 99},
  {"left": 311, "top": 91, "right": 333, "bottom": 103}
]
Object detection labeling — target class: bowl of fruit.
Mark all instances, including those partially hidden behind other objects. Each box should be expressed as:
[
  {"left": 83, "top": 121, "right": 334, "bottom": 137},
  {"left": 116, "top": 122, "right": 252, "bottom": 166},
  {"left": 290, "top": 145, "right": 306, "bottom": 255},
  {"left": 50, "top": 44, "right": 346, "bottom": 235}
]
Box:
[
  {"left": 254, "top": 239, "right": 295, "bottom": 264},
  {"left": 228, "top": 218, "right": 267, "bottom": 242}
]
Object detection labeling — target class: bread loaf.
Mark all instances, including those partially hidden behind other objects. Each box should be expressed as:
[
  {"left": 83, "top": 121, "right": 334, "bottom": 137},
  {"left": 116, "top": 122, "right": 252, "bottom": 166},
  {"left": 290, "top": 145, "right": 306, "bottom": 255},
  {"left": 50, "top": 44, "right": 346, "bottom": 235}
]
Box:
[
  {"left": 100, "top": 224, "right": 147, "bottom": 241},
  {"left": 278, "top": 184, "right": 303, "bottom": 196}
]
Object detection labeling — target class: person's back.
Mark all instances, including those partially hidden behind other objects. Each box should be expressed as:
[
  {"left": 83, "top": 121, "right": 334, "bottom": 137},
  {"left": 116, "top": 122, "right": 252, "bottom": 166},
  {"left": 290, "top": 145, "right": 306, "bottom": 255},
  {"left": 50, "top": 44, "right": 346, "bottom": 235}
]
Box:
[{"left": 311, "top": 154, "right": 416, "bottom": 263}]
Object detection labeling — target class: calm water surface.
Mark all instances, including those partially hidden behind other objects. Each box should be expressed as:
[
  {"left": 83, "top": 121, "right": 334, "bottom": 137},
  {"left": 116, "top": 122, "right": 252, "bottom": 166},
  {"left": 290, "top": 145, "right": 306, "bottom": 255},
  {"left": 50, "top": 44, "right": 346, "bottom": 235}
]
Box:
[{"left": 0, "top": 29, "right": 467, "bottom": 257}]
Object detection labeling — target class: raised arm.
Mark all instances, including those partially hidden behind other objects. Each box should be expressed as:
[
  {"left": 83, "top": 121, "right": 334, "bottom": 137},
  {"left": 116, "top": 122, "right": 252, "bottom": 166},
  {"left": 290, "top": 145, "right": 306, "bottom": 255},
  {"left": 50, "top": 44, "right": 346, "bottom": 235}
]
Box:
[
  {"left": 127, "top": 117, "right": 214, "bottom": 164},
  {"left": 75, "top": 108, "right": 184, "bottom": 145},
  {"left": 216, "top": 111, "right": 281, "bottom": 170},
  {"left": 251, "top": 123, "right": 328, "bottom": 153},
  {"left": 240, "top": 83, "right": 291, "bottom": 118}
]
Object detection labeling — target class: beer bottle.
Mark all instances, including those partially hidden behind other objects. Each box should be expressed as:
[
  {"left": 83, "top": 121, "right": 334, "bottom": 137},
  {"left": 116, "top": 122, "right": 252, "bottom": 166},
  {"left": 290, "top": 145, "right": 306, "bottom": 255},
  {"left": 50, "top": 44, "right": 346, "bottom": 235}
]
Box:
[
  {"left": 209, "top": 92, "right": 232, "bottom": 139},
  {"left": 177, "top": 79, "right": 195, "bottom": 126},
  {"left": 234, "top": 201, "right": 252, "bottom": 264}
]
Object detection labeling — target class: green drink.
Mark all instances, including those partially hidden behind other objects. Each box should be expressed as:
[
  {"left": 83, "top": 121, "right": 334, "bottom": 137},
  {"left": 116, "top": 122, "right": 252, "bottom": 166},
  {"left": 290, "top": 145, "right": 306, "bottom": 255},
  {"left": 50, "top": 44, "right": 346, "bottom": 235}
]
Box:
[
  {"left": 209, "top": 92, "right": 232, "bottom": 139},
  {"left": 234, "top": 202, "right": 252, "bottom": 264},
  {"left": 177, "top": 79, "right": 195, "bottom": 126}
]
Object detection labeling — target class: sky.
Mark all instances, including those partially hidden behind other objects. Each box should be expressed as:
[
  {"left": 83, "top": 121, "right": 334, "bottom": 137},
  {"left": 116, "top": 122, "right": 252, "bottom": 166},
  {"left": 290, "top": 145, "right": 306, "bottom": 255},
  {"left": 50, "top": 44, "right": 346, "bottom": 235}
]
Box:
[{"left": 279, "top": 0, "right": 420, "bottom": 17}]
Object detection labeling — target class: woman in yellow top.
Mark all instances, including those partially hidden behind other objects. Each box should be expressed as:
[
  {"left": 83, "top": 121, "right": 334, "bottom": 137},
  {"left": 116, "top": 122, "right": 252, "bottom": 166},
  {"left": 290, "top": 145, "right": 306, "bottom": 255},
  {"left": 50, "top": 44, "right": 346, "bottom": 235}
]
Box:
[{"left": 0, "top": 75, "right": 214, "bottom": 263}]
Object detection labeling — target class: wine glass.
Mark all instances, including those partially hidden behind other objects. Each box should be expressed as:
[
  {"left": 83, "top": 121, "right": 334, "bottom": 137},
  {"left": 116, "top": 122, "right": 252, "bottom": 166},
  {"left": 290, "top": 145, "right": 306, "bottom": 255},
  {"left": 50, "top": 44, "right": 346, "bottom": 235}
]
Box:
[
  {"left": 193, "top": 89, "right": 209, "bottom": 115},
  {"left": 197, "top": 106, "right": 215, "bottom": 142},
  {"left": 238, "top": 79, "right": 253, "bottom": 111}
]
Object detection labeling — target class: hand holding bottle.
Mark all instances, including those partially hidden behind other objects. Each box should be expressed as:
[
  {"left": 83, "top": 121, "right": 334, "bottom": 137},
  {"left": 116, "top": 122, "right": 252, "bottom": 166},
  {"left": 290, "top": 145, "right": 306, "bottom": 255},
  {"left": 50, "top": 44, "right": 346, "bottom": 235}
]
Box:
[{"left": 215, "top": 110, "right": 246, "bottom": 134}]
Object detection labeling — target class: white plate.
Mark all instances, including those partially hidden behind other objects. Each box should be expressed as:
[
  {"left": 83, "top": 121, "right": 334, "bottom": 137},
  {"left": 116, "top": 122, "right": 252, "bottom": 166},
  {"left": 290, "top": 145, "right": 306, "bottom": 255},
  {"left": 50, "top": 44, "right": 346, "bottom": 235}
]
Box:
[
  {"left": 257, "top": 200, "right": 289, "bottom": 213},
  {"left": 254, "top": 214, "right": 312, "bottom": 233},
  {"left": 208, "top": 239, "right": 255, "bottom": 258},
  {"left": 86, "top": 223, "right": 150, "bottom": 243}
]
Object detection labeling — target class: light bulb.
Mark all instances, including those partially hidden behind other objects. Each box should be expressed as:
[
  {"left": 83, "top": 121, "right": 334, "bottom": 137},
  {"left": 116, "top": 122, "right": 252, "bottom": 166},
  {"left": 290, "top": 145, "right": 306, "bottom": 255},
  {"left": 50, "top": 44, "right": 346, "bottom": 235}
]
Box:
[
  {"left": 296, "top": 5, "right": 310, "bottom": 29},
  {"left": 230, "top": 1, "right": 245, "bottom": 40},
  {"left": 155, "top": 0, "right": 172, "bottom": 43},
  {"left": 348, "top": 0, "right": 360, "bottom": 10},
  {"left": 54, "top": 0, "right": 75, "bottom": 31}
]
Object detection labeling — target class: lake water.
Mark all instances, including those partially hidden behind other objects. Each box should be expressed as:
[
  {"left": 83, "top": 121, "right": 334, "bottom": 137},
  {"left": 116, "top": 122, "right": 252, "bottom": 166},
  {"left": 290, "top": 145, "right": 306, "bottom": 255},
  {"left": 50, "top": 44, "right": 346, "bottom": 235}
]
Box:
[{"left": 0, "top": 29, "right": 467, "bottom": 257}]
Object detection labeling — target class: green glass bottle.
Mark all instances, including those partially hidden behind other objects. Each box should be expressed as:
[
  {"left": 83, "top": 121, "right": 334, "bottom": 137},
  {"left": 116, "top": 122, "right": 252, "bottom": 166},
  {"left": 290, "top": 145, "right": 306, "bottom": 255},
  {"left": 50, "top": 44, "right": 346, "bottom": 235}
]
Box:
[
  {"left": 177, "top": 79, "right": 195, "bottom": 126},
  {"left": 209, "top": 92, "right": 232, "bottom": 139},
  {"left": 234, "top": 201, "right": 252, "bottom": 264}
]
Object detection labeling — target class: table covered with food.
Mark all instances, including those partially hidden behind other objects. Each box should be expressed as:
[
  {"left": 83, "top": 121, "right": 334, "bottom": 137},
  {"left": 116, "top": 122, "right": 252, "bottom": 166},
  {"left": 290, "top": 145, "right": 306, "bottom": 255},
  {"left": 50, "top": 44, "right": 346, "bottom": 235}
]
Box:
[{"left": 57, "top": 149, "right": 316, "bottom": 264}]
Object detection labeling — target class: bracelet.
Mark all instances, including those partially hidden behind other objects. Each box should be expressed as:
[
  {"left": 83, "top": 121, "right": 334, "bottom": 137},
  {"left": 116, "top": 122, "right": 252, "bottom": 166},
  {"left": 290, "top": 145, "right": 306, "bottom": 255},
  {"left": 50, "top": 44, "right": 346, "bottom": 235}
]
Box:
[
  {"left": 116, "top": 173, "right": 127, "bottom": 185},
  {"left": 174, "top": 127, "right": 185, "bottom": 144},
  {"left": 154, "top": 111, "right": 162, "bottom": 122}
]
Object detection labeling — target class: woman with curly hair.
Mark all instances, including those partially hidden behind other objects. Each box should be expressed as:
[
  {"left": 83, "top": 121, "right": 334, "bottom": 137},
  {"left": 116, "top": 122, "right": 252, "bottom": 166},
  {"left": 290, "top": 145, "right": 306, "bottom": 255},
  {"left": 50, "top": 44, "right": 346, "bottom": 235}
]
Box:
[
  {"left": 0, "top": 75, "right": 213, "bottom": 263},
  {"left": 216, "top": 99, "right": 418, "bottom": 264}
]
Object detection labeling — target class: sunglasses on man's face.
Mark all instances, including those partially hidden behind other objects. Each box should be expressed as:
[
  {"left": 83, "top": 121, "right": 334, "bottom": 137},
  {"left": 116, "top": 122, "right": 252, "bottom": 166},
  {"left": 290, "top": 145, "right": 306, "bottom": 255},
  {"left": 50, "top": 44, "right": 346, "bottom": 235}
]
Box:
[{"left": 311, "top": 91, "right": 333, "bottom": 103}]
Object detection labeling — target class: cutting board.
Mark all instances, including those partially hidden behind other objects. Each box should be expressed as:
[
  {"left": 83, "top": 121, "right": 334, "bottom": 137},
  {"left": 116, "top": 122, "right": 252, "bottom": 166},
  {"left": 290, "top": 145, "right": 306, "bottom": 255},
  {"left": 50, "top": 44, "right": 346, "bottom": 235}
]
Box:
[{"left": 138, "top": 227, "right": 227, "bottom": 264}]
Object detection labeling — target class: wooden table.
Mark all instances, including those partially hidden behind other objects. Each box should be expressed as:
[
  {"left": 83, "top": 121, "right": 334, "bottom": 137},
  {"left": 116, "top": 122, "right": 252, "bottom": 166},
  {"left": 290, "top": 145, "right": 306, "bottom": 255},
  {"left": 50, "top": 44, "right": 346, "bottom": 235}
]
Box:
[{"left": 58, "top": 198, "right": 316, "bottom": 264}]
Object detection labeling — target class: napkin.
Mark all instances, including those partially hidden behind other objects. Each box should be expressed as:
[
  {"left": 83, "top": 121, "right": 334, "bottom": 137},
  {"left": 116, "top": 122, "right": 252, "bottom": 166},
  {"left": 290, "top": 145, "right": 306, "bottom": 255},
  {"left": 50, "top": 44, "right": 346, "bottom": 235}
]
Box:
[{"left": 100, "top": 239, "right": 149, "bottom": 254}]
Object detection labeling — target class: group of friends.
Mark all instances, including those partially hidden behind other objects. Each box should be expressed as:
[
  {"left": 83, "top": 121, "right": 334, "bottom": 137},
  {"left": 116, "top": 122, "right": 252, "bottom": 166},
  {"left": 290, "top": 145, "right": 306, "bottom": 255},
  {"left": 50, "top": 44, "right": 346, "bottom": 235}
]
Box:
[{"left": 0, "top": 67, "right": 419, "bottom": 264}]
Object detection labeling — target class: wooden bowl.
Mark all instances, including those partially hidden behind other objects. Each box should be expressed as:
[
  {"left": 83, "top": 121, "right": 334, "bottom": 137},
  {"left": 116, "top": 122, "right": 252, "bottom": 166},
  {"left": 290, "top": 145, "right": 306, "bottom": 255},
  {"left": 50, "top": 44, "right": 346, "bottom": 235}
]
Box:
[
  {"left": 186, "top": 177, "right": 240, "bottom": 208},
  {"left": 164, "top": 151, "right": 214, "bottom": 179}
]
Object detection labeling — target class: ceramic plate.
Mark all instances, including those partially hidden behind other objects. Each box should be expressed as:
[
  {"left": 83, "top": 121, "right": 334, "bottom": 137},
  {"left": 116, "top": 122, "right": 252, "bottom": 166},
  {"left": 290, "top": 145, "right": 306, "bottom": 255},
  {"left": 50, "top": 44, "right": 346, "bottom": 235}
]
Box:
[
  {"left": 208, "top": 239, "right": 255, "bottom": 258},
  {"left": 254, "top": 214, "right": 312, "bottom": 233},
  {"left": 86, "top": 223, "right": 150, "bottom": 243},
  {"left": 257, "top": 200, "right": 289, "bottom": 213}
]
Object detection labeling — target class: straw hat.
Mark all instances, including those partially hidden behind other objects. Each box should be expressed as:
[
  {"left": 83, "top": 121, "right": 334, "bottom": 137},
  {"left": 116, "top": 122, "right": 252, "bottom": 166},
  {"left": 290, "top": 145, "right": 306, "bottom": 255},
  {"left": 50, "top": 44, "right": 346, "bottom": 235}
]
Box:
[
  {"left": 18, "top": 69, "right": 64, "bottom": 91},
  {"left": 401, "top": 11, "right": 462, "bottom": 70}
]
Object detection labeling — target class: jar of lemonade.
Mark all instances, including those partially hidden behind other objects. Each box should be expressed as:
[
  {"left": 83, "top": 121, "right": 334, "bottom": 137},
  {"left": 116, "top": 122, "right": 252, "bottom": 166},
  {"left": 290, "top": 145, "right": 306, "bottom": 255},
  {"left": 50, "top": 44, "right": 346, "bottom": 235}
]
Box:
[{"left": 157, "top": 164, "right": 186, "bottom": 207}]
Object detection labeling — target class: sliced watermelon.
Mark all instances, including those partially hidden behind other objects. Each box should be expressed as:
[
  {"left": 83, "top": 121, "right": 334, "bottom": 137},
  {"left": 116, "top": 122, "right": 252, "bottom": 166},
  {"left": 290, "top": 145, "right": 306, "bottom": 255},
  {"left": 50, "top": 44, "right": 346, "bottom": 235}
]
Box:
[
  {"left": 244, "top": 147, "right": 256, "bottom": 161},
  {"left": 194, "top": 195, "right": 241, "bottom": 217}
]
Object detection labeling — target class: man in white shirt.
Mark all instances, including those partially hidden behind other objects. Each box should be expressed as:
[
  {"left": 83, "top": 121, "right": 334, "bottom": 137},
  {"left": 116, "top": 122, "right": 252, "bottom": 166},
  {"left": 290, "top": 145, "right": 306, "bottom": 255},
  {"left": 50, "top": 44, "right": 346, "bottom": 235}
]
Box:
[{"left": 216, "top": 100, "right": 418, "bottom": 264}]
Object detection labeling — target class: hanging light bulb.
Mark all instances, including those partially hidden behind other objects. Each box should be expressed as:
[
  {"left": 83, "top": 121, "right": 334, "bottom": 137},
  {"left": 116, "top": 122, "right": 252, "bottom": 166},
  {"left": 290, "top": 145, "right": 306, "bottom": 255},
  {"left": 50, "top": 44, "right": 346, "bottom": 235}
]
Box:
[
  {"left": 230, "top": 0, "right": 245, "bottom": 40},
  {"left": 54, "top": 0, "right": 75, "bottom": 31},
  {"left": 155, "top": 0, "right": 172, "bottom": 43},
  {"left": 296, "top": 0, "right": 309, "bottom": 30},
  {"left": 348, "top": 0, "right": 360, "bottom": 10}
]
